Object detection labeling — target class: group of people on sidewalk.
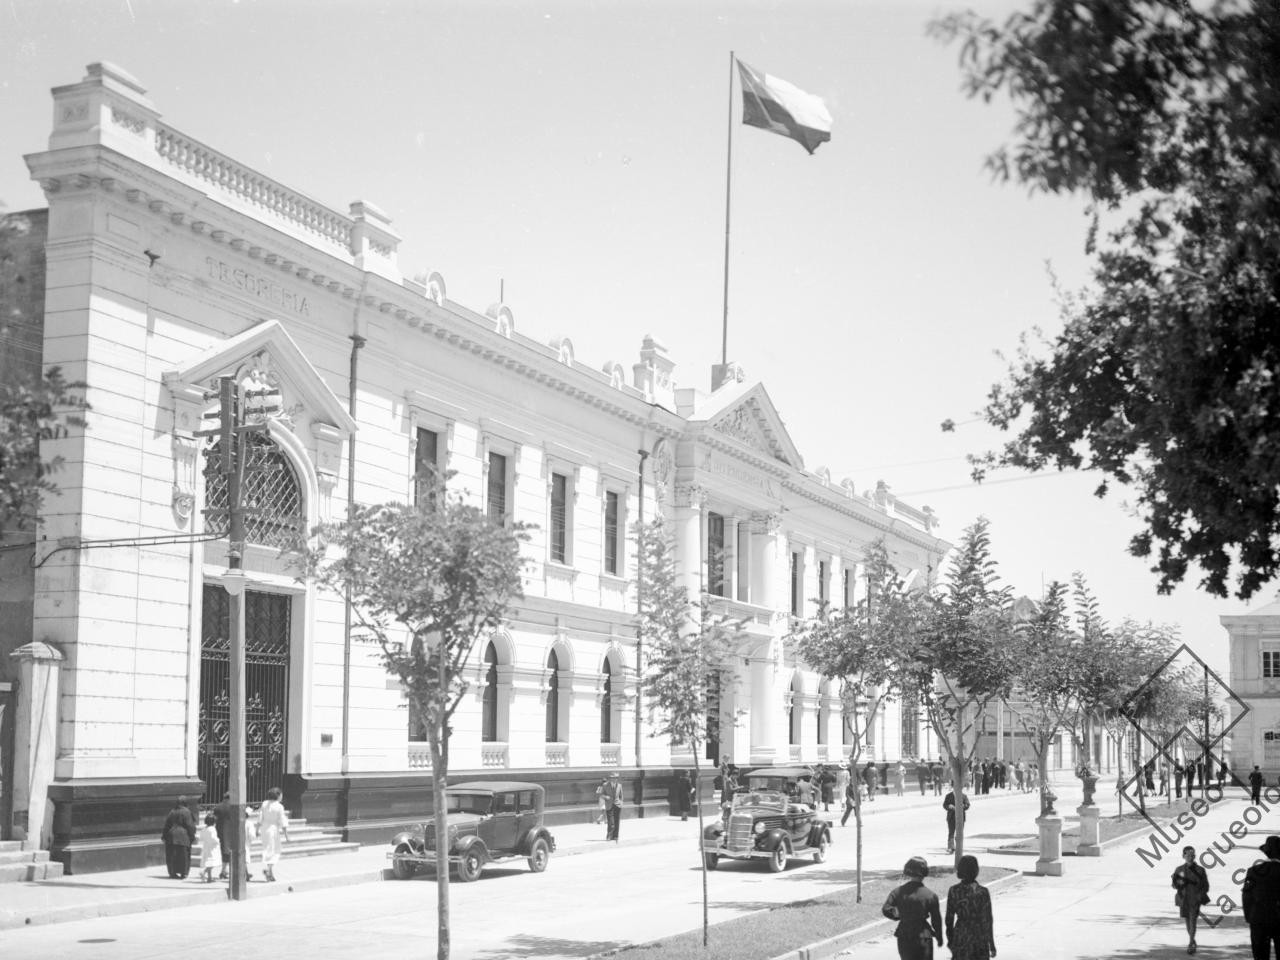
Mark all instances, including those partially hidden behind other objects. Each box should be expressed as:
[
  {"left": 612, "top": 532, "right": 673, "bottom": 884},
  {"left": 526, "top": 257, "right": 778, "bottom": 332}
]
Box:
[{"left": 159, "top": 786, "right": 289, "bottom": 883}]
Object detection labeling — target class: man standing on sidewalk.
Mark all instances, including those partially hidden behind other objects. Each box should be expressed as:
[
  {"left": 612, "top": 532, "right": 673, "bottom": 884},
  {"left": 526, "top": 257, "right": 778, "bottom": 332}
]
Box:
[
  {"left": 1251, "top": 766, "right": 1265, "bottom": 805},
  {"left": 603, "top": 771, "right": 625, "bottom": 841},
  {"left": 944, "top": 788, "right": 970, "bottom": 854},
  {"left": 1242, "top": 835, "right": 1280, "bottom": 959}
]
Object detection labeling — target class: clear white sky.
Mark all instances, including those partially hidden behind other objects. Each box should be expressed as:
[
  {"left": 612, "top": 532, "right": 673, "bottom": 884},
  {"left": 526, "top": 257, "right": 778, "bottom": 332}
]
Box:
[{"left": 1, "top": 0, "right": 1261, "bottom": 674}]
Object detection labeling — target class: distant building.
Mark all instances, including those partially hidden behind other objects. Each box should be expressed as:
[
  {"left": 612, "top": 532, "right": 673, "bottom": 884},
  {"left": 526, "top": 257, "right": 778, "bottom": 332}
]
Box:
[
  {"left": 0, "top": 63, "right": 949, "bottom": 871},
  {"left": 1223, "top": 591, "right": 1280, "bottom": 779}
]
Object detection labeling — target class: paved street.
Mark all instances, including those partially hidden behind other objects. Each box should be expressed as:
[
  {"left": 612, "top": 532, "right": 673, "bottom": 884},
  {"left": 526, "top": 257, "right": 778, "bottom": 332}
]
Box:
[{"left": 1, "top": 779, "right": 1272, "bottom": 959}]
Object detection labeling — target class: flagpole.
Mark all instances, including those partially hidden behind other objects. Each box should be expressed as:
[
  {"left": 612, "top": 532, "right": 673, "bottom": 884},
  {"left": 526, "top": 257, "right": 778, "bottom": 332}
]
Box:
[{"left": 721, "top": 50, "right": 734, "bottom": 368}]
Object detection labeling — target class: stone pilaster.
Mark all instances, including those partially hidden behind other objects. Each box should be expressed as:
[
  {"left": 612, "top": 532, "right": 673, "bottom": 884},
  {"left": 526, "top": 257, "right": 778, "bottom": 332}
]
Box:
[{"left": 10, "top": 641, "right": 63, "bottom": 850}]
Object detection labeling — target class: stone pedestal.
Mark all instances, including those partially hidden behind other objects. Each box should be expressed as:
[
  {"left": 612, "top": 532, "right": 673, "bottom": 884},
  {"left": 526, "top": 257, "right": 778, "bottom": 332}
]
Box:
[
  {"left": 10, "top": 641, "right": 63, "bottom": 850},
  {"left": 1035, "top": 814, "right": 1064, "bottom": 876},
  {"left": 1077, "top": 804, "right": 1101, "bottom": 857}
]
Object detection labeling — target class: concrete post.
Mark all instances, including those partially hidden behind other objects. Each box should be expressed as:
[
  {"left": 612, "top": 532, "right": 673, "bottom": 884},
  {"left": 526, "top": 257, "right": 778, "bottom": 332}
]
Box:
[
  {"left": 1035, "top": 814, "right": 1064, "bottom": 876},
  {"left": 1077, "top": 804, "right": 1101, "bottom": 857},
  {"left": 10, "top": 641, "right": 63, "bottom": 851}
]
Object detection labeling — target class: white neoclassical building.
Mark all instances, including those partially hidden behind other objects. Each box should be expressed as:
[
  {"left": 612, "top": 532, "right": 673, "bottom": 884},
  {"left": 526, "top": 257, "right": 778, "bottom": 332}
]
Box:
[
  {"left": 1223, "top": 591, "right": 1280, "bottom": 779},
  {"left": 0, "top": 63, "right": 950, "bottom": 872}
]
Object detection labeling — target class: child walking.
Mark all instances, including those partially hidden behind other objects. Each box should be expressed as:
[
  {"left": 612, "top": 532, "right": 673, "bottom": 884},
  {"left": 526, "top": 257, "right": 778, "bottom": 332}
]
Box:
[{"left": 197, "top": 813, "right": 222, "bottom": 883}]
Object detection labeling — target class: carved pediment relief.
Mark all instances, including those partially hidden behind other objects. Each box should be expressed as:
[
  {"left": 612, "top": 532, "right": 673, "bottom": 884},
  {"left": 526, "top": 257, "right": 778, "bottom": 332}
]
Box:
[{"left": 711, "top": 400, "right": 789, "bottom": 463}]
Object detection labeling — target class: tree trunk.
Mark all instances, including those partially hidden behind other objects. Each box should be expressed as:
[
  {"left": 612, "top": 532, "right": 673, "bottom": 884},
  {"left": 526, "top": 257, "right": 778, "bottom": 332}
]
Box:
[
  {"left": 431, "top": 737, "right": 451, "bottom": 960},
  {"left": 694, "top": 753, "right": 709, "bottom": 949}
]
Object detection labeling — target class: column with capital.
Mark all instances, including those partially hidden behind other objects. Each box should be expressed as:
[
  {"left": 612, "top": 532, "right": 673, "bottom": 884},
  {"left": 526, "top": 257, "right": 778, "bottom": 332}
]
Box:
[
  {"left": 672, "top": 483, "right": 705, "bottom": 604},
  {"left": 748, "top": 512, "right": 783, "bottom": 765}
]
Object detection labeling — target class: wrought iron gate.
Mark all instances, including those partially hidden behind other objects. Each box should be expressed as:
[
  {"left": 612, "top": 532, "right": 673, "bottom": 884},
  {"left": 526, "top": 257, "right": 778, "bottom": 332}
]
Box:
[{"left": 198, "top": 585, "right": 290, "bottom": 804}]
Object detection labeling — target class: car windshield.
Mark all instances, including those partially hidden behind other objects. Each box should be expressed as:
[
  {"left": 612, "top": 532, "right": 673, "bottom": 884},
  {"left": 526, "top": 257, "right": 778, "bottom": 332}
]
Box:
[
  {"left": 445, "top": 793, "right": 492, "bottom": 816},
  {"left": 732, "top": 791, "right": 787, "bottom": 812}
]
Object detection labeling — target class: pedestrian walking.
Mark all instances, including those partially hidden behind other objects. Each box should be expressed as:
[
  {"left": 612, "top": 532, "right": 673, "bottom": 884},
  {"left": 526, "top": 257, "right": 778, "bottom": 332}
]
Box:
[
  {"left": 916, "top": 761, "right": 929, "bottom": 796},
  {"left": 213, "top": 790, "right": 235, "bottom": 880},
  {"left": 863, "top": 760, "right": 879, "bottom": 802},
  {"left": 1014, "top": 760, "right": 1025, "bottom": 793},
  {"left": 1174, "top": 761, "right": 1184, "bottom": 798},
  {"left": 1185, "top": 759, "right": 1196, "bottom": 792},
  {"left": 161, "top": 796, "right": 197, "bottom": 879},
  {"left": 197, "top": 813, "right": 222, "bottom": 883},
  {"left": 593, "top": 777, "right": 608, "bottom": 823},
  {"left": 1144, "top": 761, "right": 1156, "bottom": 793},
  {"left": 676, "top": 770, "right": 694, "bottom": 821},
  {"left": 603, "top": 770, "right": 625, "bottom": 841},
  {"left": 797, "top": 774, "right": 816, "bottom": 807},
  {"left": 1218, "top": 761, "right": 1228, "bottom": 790},
  {"left": 1159, "top": 763, "right": 1168, "bottom": 797},
  {"left": 931, "top": 759, "right": 944, "bottom": 797},
  {"left": 257, "top": 785, "right": 289, "bottom": 883},
  {"left": 944, "top": 788, "right": 970, "bottom": 854},
  {"left": 946, "top": 854, "right": 996, "bottom": 959},
  {"left": 894, "top": 761, "right": 907, "bottom": 797},
  {"left": 243, "top": 805, "right": 257, "bottom": 881},
  {"left": 1251, "top": 765, "right": 1265, "bottom": 804},
  {"left": 820, "top": 765, "right": 835, "bottom": 811},
  {"left": 1244, "top": 835, "right": 1280, "bottom": 960},
  {"left": 1172, "top": 844, "right": 1210, "bottom": 955},
  {"left": 882, "top": 856, "right": 943, "bottom": 960},
  {"left": 841, "top": 778, "right": 858, "bottom": 826}
]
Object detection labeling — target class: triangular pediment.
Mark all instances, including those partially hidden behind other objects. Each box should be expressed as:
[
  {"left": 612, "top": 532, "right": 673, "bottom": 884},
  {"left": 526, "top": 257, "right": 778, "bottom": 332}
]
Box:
[
  {"left": 692, "top": 381, "right": 803, "bottom": 468},
  {"left": 162, "top": 319, "right": 357, "bottom": 436}
]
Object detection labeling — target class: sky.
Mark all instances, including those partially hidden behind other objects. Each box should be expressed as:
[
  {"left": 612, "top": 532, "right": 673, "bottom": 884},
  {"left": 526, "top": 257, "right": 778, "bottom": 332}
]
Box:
[{"left": 0, "top": 0, "right": 1261, "bottom": 675}]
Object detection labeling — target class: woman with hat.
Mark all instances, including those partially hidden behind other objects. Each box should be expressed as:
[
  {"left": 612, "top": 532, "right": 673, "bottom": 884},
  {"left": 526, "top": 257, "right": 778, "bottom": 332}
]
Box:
[
  {"left": 1171, "top": 845, "right": 1210, "bottom": 955},
  {"left": 882, "top": 856, "right": 943, "bottom": 959}
]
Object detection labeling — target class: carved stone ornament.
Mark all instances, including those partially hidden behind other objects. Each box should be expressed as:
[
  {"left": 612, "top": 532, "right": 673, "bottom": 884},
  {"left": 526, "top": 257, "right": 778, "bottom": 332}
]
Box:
[
  {"left": 171, "top": 434, "right": 201, "bottom": 526},
  {"left": 713, "top": 403, "right": 772, "bottom": 457},
  {"left": 673, "top": 482, "right": 706, "bottom": 509},
  {"left": 751, "top": 511, "right": 783, "bottom": 535},
  {"left": 650, "top": 440, "right": 673, "bottom": 502}
]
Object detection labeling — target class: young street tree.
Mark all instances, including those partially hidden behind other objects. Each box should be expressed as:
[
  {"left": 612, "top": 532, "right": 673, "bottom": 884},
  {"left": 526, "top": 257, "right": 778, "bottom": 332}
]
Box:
[
  {"left": 932, "top": 1, "right": 1280, "bottom": 600},
  {"left": 906, "top": 517, "right": 1018, "bottom": 867},
  {"left": 637, "top": 516, "right": 747, "bottom": 950},
  {"left": 794, "top": 539, "right": 916, "bottom": 901},
  {"left": 299, "top": 493, "right": 528, "bottom": 960},
  {"left": 0, "top": 367, "right": 88, "bottom": 538}
]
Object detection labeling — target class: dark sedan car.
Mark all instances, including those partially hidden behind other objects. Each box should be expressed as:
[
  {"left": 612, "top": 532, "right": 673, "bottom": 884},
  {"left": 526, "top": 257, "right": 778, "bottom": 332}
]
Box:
[
  {"left": 701, "top": 786, "right": 831, "bottom": 872},
  {"left": 388, "top": 781, "right": 557, "bottom": 882}
]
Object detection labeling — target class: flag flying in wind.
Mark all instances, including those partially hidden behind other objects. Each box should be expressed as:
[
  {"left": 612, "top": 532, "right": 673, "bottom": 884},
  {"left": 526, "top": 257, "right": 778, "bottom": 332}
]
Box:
[{"left": 736, "top": 59, "right": 832, "bottom": 154}]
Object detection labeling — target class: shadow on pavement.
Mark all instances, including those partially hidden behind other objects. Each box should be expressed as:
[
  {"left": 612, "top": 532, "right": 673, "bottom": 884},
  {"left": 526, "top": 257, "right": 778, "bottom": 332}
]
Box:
[{"left": 470, "top": 934, "right": 624, "bottom": 958}]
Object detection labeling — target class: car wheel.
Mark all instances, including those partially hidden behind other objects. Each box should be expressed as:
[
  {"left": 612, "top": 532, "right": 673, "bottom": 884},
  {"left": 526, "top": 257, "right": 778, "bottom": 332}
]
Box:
[
  {"left": 768, "top": 844, "right": 788, "bottom": 873},
  {"left": 813, "top": 835, "right": 829, "bottom": 864},
  {"left": 456, "top": 847, "right": 484, "bottom": 883},
  {"left": 528, "top": 838, "right": 551, "bottom": 874},
  {"left": 703, "top": 853, "right": 719, "bottom": 871},
  {"left": 391, "top": 845, "right": 417, "bottom": 881}
]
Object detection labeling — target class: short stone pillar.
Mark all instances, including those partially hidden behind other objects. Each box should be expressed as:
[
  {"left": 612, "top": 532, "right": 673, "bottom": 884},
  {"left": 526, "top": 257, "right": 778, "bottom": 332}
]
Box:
[
  {"left": 1077, "top": 804, "right": 1101, "bottom": 857},
  {"left": 10, "top": 641, "right": 63, "bottom": 851},
  {"left": 1035, "top": 814, "right": 1064, "bottom": 876}
]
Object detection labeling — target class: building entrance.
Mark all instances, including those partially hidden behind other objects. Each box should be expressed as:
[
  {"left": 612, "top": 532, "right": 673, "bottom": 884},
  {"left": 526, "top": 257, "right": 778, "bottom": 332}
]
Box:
[{"left": 198, "top": 584, "right": 290, "bottom": 804}]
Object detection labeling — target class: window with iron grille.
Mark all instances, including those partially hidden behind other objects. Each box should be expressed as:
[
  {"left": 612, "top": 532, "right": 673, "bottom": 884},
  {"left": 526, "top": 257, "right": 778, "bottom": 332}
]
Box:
[
  {"left": 203, "top": 434, "right": 302, "bottom": 549},
  {"left": 604, "top": 490, "right": 620, "bottom": 575},
  {"left": 550, "top": 472, "right": 568, "bottom": 564},
  {"left": 843, "top": 567, "right": 852, "bottom": 608},
  {"left": 545, "top": 650, "right": 560, "bottom": 742},
  {"left": 482, "top": 642, "right": 498, "bottom": 742},
  {"left": 707, "top": 512, "right": 726, "bottom": 597},
  {"left": 790, "top": 550, "right": 803, "bottom": 616},
  {"left": 487, "top": 452, "right": 507, "bottom": 525},
  {"left": 600, "top": 660, "right": 613, "bottom": 743},
  {"left": 414, "top": 427, "right": 440, "bottom": 510},
  {"left": 818, "top": 559, "right": 828, "bottom": 606},
  {"left": 901, "top": 697, "right": 919, "bottom": 757}
]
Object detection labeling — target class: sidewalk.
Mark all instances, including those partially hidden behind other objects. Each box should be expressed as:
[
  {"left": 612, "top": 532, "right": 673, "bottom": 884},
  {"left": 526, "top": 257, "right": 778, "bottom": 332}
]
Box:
[{"left": 0, "top": 783, "right": 956, "bottom": 931}]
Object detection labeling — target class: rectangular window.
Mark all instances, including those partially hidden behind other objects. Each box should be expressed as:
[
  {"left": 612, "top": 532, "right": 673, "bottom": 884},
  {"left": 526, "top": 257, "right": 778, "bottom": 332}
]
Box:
[
  {"left": 1265, "top": 645, "right": 1280, "bottom": 678},
  {"left": 818, "top": 559, "right": 828, "bottom": 606},
  {"left": 414, "top": 427, "right": 440, "bottom": 509},
  {"left": 707, "top": 512, "right": 726, "bottom": 597},
  {"left": 736, "top": 523, "right": 750, "bottom": 602},
  {"left": 1266, "top": 731, "right": 1280, "bottom": 766},
  {"left": 790, "top": 550, "right": 803, "bottom": 616},
  {"left": 843, "top": 567, "right": 851, "bottom": 608},
  {"left": 487, "top": 452, "right": 507, "bottom": 525},
  {"left": 407, "top": 695, "right": 425, "bottom": 743},
  {"left": 550, "top": 472, "right": 568, "bottom": 564},
  {"left": 604, "top": 490, "right": 620, "bottom": 575}
]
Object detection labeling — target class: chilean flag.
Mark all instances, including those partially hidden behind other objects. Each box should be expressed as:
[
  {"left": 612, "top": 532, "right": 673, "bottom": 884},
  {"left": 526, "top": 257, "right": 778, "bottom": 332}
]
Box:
[{"left": 736, "top": 59, "right": 832, "bottom": 155}]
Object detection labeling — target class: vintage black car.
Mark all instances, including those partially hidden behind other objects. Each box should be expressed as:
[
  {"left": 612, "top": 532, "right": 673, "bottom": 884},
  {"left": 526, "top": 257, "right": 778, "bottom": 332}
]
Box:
[
  {"left": 388, "top": 780, "right": 557, "bottom": 882},
  {"left": 701, "top": 785, "right": 832, "bottom": 872}
]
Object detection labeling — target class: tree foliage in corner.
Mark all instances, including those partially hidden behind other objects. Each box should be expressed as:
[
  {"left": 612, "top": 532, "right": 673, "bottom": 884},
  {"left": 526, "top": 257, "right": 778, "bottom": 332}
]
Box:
[
  {"left": 637, "top": 515, "right": 747, "bottom": 950},
  {"left": 298, "top": 493, "right": 528, "bottom": 960},
  {"left": 0, "top": 367, "right": 88, "bottom": 537},
  {"left": 932, "top": 0, "right": 1280, "bottom": 599}
]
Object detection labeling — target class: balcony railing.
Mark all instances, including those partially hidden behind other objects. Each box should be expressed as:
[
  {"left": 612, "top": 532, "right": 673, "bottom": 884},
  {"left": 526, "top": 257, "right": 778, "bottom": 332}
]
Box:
[
  {"left": 546, "top": 743, "right": 569, "bottom": 767},
  {"left": 600, "top": 744, "right": 622, "bottom": 766},
  {"left": 408, "top": 742, "right": 433, "bottom": 770},
  {"left": 481, "top": 743, "right": 509, "bottom": 768}
]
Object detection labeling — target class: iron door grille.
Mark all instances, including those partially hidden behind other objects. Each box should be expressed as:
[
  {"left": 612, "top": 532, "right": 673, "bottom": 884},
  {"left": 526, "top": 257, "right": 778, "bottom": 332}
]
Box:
[{"left": 198, "top": 585, "right": 290, "bottom": 804}]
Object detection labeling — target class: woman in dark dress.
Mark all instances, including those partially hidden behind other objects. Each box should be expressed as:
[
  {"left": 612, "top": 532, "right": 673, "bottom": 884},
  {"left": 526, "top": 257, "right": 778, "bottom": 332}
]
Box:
[
  {"left": 946, "top": 854, "right": 996, "bottom": 959},
  {"left": 161, "top": 796, "right": 197, "bottom": 879},
  {"left": 1172, "top": 845, "right": 1210, "bottom": 955}
]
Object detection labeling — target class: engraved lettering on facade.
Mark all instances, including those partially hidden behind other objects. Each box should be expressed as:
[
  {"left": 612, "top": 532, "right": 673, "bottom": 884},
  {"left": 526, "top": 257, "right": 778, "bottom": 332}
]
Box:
[{"left": 205, "top": 257, "right": 311, "bottom": 317}]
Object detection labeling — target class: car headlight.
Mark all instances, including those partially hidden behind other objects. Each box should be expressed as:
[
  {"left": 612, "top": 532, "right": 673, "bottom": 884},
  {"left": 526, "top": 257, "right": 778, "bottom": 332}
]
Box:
[{"left": 754, "top": 821, "right": 766, "bottom": 835}]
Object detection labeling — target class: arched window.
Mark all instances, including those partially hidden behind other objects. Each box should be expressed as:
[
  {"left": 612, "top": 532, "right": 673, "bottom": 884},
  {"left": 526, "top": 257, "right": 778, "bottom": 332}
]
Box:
[
  {"left": 545, "top": 650, "right": 560, "bottom": 742},
  {"left": 600, "top": 660, "right": 613, "bottom": 743},
  {"left": 482, "top": 642, "right": 498, "bottom": 742},
  {"left": 204, "top": 433, "right": 303, "bottom": 548}
]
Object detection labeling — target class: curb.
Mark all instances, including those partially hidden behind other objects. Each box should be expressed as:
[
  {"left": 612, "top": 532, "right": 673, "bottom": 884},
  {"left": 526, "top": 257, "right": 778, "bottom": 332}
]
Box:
[{"left": 767, "top": 870, "right": 1024, "bottom": 960}]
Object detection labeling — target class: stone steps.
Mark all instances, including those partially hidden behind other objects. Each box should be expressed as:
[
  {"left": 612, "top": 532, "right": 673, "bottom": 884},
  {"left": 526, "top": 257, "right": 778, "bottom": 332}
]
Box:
[
  {"left": 192, "top": 817, "right": 360, "bottom": 862},
  {"left": 0, "top": 841, "right": 66, "bottom": 882}
]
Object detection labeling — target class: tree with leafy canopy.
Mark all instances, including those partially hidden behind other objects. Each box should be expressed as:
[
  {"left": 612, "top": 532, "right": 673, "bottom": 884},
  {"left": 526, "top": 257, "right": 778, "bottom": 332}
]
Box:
[
  {"left": 298, "top": 489, "right": 528, "bottom": 960},
  {"left": 1, "top": 209, "right": 89, "bottom": 540},
  {"left": 637, "top": 515, "right": 747, "bottom": 950},
  {"left": 903, "top": 517, "right": 1018, "bottom": 867},
  {"left": 794, "top": 539, "right": 918, "bottom": 901},
  {"left": 932, "top": 0, "right": 1280, "bottom": 600}
]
